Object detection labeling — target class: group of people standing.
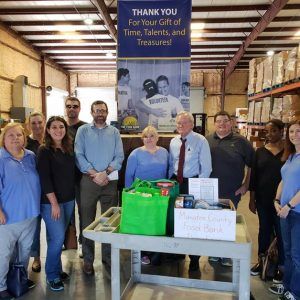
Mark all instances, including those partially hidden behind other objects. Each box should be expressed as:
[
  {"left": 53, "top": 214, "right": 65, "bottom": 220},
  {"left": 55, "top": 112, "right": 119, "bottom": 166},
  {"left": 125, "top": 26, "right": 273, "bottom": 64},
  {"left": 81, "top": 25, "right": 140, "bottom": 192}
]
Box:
[{"left": 0, "top": 93, "right": 299, "bottom": 300}]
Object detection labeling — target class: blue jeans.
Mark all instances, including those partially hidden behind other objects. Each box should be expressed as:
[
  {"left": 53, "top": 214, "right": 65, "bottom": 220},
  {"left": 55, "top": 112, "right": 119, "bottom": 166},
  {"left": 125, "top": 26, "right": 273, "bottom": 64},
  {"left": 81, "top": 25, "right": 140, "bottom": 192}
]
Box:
[
  {"left": 41, "top": 200, "right": 75, "bottom": 281},
  {"left": 30, "top": 215, "right": 41, "bottom": 257},
  {"left": 281, "top": 210, "right": 300, "bottom": 298}
]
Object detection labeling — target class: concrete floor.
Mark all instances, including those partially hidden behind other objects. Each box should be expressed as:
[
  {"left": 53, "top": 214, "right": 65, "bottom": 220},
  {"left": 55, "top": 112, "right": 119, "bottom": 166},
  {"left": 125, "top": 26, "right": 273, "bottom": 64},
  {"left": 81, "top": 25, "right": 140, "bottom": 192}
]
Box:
[{"left": 19, "top": 194, "right": 279, "bottom": 300}]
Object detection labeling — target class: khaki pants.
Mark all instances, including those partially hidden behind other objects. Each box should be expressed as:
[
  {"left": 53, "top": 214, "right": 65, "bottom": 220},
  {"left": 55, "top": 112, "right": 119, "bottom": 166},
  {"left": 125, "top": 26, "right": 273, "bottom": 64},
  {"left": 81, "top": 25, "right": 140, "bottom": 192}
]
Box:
[{"left": 80, "top": 175, "right": 118, "bottom": 265}]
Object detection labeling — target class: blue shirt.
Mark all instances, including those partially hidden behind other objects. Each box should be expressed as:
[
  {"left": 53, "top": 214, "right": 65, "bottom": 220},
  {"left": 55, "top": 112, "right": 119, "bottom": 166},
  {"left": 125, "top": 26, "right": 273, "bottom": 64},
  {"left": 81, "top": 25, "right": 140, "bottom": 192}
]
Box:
[
  {"left": 281, "top": 153, "right": 300, "bottom": 213},
  {"left": 75, "top": 123, "right": 124, "bottom": 173},
  {"left": 125, "top": 147, "right": 169, "bottom": 187},
  {"left": 0, "top": 148, "right": 40, "bottom": 224},
  {"left": 169, "top": 131, "right": 212, "bottom": 178}
]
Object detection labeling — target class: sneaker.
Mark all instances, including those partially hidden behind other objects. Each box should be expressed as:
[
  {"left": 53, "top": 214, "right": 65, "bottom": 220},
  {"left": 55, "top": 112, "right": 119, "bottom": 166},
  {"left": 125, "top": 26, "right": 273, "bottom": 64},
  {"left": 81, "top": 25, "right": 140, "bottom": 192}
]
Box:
[
  {"left": 251, "top": 262, "right": 262, "bottom": 276},
  {"left": 27, "top": 279, "right": 36, "bottom": 289},
  {"left": 47, "top": 278, "right": 64, "bottom": 291},
  {"left": 208, "top": 256, "right": 219, "bottom": 262},
  {"left": 279, "top": 291, "right": 296, "bottom": 300},
  {"left": 221, "top": 258, "right": 232, "bottom": 267},
  {"left": 0, "top": 290, "right": 14, "bottom": 300},
  {"left": 78, "top": 244, "right": 83, "bottom": 259},
  {"left": 273, "top": 269, "right": 284, "bottom": 283},
  {"left": 141, "top": 255, "right": 151, "bottom": 265},
  {"left": 269, "top": 283, "right": 285, "bottom": 295},
  {"left": 60, "top": 272, "right": 70, "bottom": 281}
]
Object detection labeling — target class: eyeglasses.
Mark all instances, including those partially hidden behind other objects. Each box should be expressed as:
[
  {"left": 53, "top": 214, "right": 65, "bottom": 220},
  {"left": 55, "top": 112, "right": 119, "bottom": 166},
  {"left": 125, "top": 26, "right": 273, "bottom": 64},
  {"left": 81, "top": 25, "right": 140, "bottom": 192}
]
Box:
[
  {"left": 215, "top": 119, "right": 231, "bottom": 124},
  {"left": 93, "top": 109, "right": 108, "bottom": 114},
  {"left": 65, "top": 104, "right": 79, "bottom": 109}
]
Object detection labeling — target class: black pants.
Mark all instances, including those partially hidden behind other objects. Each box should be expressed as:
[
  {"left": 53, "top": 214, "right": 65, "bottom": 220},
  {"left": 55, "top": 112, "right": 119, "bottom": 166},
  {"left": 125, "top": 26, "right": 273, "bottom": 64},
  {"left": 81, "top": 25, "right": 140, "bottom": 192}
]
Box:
[{"left": 256, "top": 202, "right": 285, "bottom": 266}]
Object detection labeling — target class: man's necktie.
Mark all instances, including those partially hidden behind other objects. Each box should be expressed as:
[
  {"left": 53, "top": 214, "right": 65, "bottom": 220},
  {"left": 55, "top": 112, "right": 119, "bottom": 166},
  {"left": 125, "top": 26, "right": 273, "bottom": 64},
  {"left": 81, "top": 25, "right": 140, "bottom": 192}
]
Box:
[{"left": 177, "top": 138, "right": 186, "bottom": 184}]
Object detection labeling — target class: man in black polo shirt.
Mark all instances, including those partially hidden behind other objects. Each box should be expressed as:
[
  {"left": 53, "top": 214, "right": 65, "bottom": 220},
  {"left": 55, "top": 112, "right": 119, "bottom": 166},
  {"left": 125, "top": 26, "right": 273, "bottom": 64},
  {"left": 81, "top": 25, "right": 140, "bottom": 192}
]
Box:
[{"left": 206, "top": 110, "right": 254, "bottom": 267}]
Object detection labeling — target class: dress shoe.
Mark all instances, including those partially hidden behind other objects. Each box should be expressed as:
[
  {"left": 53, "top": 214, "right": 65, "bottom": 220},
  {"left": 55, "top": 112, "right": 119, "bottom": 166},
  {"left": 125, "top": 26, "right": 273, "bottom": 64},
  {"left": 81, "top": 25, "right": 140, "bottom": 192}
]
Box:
[{"left": 82, "top": 261, "right": 94, "bottom": 275}]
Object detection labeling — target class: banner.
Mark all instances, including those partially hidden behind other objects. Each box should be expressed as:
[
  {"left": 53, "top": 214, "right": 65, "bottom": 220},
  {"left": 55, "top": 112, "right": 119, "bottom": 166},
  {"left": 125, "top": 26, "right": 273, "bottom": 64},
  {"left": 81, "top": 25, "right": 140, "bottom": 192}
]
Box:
[{"left": 117, "top": 0, "right": 191, "bottom": 132}]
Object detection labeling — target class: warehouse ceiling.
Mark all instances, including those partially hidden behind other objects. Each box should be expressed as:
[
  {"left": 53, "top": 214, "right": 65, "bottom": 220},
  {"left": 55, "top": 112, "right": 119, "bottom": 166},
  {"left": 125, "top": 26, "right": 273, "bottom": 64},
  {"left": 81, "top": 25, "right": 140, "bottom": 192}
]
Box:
[{"left": 0, "top": 0, "right": 299, "bottom": 73}]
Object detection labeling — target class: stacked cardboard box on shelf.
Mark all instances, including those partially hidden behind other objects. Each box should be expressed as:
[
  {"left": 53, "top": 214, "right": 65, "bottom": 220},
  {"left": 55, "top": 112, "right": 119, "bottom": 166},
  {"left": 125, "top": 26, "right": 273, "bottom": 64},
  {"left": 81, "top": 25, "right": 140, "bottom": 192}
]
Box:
[
  {"left": 261, "top": 97, "right": 271, "bottom": 123},
  {"left": 248, "top": 58, "right": 264, "bottom": 94},
  {"left": 263, "top": 56, "right": 273, "bottom": 90},
  {"left": 272, "top": 51, "right": 289, "bottom": 86},
  {"left": 248, "top": 101, "right": 255, "bottom": 123},
  {"left": 255, "top": 61, "right": 264, "bottom": 93},
  {"left": 284, "top": 47, "right": 299, "bottom": 82},
  {"left": 270, "top": 98, "right": 283, "bottom": 120},
  {"left": 282, "top": 95, "right": 300, "bottom": 122},
  {"left": 254, "top": 102, "right": 262, "bottom": 123}
]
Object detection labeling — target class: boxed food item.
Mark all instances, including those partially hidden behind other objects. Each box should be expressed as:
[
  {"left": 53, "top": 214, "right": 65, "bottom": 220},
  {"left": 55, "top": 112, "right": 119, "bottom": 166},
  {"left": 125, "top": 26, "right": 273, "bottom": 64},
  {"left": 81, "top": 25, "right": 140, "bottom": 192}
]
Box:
[
  {"left": 255, "top": 61, "right": 264, "bottom": 93},
  {"left": 261, "top": 97, "right": 271, "bottom": 123},
  {"left": 263, "top": 56, "right": 273, "bottom": 90},
  {"left": 272, "top": 51, "right": 289, "bottom": 85},
  {"left": 270, "top": 97, "right": 283, "bottom": 120},
  {"left": 254, "top": 101, "right": 262, "bottom": 123},
  {"left": 248, "top": 101, "right": 255, "bottom": 123}
]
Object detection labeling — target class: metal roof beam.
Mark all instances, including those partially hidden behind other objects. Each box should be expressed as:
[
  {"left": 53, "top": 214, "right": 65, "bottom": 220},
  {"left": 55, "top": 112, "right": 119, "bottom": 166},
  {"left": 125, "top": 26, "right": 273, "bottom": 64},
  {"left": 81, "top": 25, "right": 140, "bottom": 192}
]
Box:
[
  {"left": 224, "top": 0, "right": 290, "bottom": 79},
  {"left": 89, "top": 0, "right": 117, "bottom": 42}
]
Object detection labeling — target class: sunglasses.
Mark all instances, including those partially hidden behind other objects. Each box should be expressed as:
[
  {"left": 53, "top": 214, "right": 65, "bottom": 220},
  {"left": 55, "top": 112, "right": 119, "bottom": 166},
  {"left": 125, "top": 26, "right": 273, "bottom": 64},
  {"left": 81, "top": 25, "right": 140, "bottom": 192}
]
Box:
[{"left": 66, "top": 104, "right": 79, "bottom": 109}]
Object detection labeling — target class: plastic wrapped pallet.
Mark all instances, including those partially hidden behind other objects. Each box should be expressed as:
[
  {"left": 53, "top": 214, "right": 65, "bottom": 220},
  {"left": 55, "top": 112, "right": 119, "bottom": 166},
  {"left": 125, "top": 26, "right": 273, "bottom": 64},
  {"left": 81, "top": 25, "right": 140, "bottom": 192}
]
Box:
[
  {"left": 248, "top": 101, "right": 255, "bottom": 123},
  {"left": 261, "top": 97, "right": 271, "bottom": 123},
  {"left": 270, "top": 98, "right": 283, "bottom": 120},
  {"left": 284, "top": 47, "right": 298, "bottom": 82},
  {"left": 255, "top": 61, "right": 264, "bottom": 93},
  {"left": 263, "top": 56, "right": 273, "bottom": 90},
  {"left": 254, "top": 102, "right": 262, "bottom": 123},
  {"left": 272, "top": 51, "right": 289, "bottom": 85}
]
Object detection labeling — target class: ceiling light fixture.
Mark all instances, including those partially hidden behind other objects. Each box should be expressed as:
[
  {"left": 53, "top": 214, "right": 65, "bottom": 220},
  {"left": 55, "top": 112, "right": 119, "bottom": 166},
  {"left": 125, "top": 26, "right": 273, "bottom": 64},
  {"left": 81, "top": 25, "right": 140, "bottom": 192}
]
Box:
[
  {"left": 191, "top": 23, "right": 205, "bottom": 30},
  {"left": 84, "top": 17, "right": 94, "bottom": 25},
  {"left": 267, "top": 50, "right": 274, "bottom": 56}
]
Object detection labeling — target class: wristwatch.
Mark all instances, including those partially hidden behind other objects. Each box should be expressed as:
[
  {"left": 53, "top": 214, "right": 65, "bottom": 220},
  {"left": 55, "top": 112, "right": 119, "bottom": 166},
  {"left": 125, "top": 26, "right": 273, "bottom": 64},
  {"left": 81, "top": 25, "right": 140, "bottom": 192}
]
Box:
[{"left": 287, "top": 202, "right": 295, "bottom": 209}]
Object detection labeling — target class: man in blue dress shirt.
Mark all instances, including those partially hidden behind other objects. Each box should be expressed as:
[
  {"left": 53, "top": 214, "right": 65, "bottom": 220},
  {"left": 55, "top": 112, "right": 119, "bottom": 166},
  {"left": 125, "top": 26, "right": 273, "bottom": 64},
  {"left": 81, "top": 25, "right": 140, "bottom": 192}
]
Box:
[
  {"left": 169, "top": 111, "right": 212, "bottom": 272},
  {"left": 75, "top": 100, "right": 124, "bottom": 276}
]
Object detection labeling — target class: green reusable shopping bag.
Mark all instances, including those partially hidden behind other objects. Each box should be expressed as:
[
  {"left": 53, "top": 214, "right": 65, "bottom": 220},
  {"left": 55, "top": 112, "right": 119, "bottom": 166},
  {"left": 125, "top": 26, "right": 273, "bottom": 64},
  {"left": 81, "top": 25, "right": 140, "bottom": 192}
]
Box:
[
  {"left": 120, "top": 185, "right": 169, "bottom": 236},
  {"left": 128, "top": 178, "right": 179, "bottom": 236},
  {"left": 149, "top": 179, "right": 180, "bottom": 236}
]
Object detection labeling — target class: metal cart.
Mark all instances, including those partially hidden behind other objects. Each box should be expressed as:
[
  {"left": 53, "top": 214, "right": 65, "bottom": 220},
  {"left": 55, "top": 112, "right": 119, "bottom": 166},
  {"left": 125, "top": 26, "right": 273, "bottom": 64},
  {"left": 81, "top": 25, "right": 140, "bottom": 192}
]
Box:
[{"left": 84, "top": 207, "right": 251, "bottom": 300}]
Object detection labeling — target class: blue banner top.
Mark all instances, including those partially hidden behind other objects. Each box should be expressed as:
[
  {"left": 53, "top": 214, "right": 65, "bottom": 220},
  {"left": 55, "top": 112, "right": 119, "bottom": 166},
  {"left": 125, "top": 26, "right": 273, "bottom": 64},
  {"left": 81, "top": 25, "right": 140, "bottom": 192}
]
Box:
[{"left": 118, "top": 0, "right": 191, "bottom": 58}]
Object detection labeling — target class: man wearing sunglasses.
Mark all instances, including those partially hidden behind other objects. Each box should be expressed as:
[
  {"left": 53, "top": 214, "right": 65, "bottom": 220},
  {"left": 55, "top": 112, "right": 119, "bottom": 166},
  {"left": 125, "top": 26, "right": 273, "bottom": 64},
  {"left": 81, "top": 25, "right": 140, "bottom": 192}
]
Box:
[{"left": 64, "top": 96, "right": 86, "bottom": 256}]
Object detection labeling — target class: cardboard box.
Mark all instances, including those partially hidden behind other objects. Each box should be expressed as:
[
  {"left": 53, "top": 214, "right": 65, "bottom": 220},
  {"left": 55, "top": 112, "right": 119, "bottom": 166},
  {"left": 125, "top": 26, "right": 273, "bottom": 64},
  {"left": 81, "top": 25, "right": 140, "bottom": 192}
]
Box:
[
  {"left": 174, "top": 208, "right": 236, "bottom": 241},
  {"left": 272, "top": 51, "right": 289, "bottom": 85},
  {"left": 270, "top": 98, "right": 283, "bottom": 120},
  {"left": 254, "top": 101, "right": 262, "bottom": 123},
  {"left": 255, "top": 61, "right": 264, "bottom": 93},
  {"left": 248, "top": 101, "right": 255, "bottom": 123},
  {"left": 261, "top": 97, "right": 271, "bottom": 123},
  {"left": 263, "top": 56, "right": 273, "bottom": 90},
  {"left": 284, "top": 47, "right": 298, "bottom": 82}
]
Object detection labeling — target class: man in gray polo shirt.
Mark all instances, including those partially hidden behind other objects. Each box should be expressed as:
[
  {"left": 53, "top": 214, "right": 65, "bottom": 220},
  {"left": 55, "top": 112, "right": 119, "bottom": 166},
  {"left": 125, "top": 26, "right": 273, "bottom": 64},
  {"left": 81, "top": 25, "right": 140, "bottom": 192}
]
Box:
[{"left": 206, "top": 110, "right": 254, "bottom": 266}]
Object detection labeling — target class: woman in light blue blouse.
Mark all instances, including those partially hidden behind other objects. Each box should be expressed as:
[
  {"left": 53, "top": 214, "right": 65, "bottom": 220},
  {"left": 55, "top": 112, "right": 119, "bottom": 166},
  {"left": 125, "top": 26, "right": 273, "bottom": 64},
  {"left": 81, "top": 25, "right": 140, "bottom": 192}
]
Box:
[
  {"left": 125, "top": 126, "right": 168, "bottom": 188},
  {"left": 125, "top": 126, "right": 168, "bottom": 265},
  {"left": 0, "top": 123, "right": 40, "bottom": 300},
  {"left": 269, "top": 120, "right": 300, "bottom": 300}
]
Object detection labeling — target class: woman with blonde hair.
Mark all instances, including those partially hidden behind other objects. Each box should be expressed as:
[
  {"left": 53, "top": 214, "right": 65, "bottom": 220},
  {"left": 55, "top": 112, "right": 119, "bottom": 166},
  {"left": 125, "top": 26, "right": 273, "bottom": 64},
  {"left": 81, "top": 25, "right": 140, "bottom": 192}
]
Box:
[
  {"left": 0, "top": 123, "right": 40, "bottom": 300},
  {"left": 125, "top": 126, "right": 168, "bottom": 187},
  {"left": 125, "top": 126, "right": 168, "bottom": 265}
]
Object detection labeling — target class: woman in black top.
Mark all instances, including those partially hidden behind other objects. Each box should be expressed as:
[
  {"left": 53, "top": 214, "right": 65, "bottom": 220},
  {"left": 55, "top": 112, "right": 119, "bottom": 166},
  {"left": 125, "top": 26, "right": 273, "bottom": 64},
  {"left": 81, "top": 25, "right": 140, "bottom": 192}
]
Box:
[
  {"left": 37, "top": 116, "right": 75, "bottom": 292},
  {"left": 249, "top": 119, "right": 285, "bottom": 282}
]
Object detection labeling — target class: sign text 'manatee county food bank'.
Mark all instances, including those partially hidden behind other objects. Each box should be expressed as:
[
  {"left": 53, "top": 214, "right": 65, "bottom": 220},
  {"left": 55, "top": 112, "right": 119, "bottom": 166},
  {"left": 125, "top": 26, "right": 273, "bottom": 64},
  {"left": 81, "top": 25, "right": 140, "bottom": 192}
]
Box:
[{"left": 118, "top": 0, "right": 191, "bottom": 58}]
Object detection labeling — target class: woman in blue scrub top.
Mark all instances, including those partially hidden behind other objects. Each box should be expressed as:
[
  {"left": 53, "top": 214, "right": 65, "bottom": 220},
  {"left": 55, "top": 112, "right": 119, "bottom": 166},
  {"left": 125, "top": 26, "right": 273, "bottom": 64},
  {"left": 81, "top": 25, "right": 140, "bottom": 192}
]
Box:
[
  {"left": 270, "top": 120, "right": 300, "bottom": 300},
  {"left": 0, "top": 123, "right": 40, "bottom": 300}
]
